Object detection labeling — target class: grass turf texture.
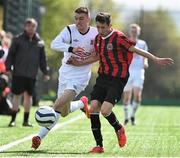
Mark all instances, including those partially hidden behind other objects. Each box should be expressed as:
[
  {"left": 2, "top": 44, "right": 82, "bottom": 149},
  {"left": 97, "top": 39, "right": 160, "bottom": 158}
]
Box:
[{"left": 0, "top": 104, "right": 180, "bottom": 157}]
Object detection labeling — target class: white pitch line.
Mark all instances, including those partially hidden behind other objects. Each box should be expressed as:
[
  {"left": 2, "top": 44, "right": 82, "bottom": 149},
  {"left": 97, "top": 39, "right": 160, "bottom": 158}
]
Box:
[{"left": 0, "top": 114, "right": 85, "bottom": 152}]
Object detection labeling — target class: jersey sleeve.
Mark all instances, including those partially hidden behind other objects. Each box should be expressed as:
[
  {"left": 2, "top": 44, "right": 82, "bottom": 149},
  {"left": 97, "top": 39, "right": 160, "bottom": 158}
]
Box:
[
  {"left": 50, "top": 27, "right": 71, "bottom": 53},
  {"left": 144, "top": 41, "right": 148, "bottom": 51},
  {"left": 118, "top": 33, "right": 136, "bottom": 52},
  {"left": 94, "top": 35, "right": 99, "bottom": 54}
]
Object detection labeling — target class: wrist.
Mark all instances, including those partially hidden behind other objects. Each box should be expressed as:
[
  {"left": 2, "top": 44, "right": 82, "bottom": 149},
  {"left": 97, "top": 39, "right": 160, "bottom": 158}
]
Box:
[
  {"left": 153, "top": 56, "right": 159, "bottom": 63},
  {"left": 68, "top": 47, "right": 73, "bottom": 53}
]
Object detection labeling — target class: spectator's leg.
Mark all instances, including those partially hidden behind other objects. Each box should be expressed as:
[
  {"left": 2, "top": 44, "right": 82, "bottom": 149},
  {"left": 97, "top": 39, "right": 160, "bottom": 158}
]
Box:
[
  {"left": 9, "top": 94, "right": 21, "bottom": 127},
  {"left": 23, "top": 91, "right": 32, "bottom": 127}
]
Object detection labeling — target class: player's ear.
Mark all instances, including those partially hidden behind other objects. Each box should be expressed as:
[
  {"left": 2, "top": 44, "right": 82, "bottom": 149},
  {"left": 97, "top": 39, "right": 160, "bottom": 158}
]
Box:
[
  {"left": 87, "top": 16, "right": 91, "bottom": 22},
  {"left": 109, "top": 23, "right": 112, "bottom": 29},
  {"left": 137, "top": 29, "right": 141, "bottom": 36}
]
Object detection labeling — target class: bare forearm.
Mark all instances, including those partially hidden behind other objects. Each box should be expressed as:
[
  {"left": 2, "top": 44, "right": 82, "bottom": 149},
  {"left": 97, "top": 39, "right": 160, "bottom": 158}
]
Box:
[
  {"left": 129, "top": 46, "right": 174, "bottom": 66},
  {"left": 79, "top": 55, "right": 99, "bottom": 66},
  {"left": 129, "top": 46, "right": 157, "bottom": 62},
  {"left": 67, "top": 54, "right": 99, "bottom": 66}
]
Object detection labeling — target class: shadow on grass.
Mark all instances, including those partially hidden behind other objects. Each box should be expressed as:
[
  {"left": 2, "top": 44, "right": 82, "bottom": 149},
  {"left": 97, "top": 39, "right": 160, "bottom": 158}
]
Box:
[{"left": 2, "top": 149, "right": 89, "bottom": 155}]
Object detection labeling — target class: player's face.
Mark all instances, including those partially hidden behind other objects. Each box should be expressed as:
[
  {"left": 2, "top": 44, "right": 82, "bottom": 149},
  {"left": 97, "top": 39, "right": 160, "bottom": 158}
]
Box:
[
  {"left": 96, "top": 22, "right": 112, "bottom": 37},
  {"left": 74, "top": 13, "right": 90, "bottom": 31},
  {"left": 25, "top": 23, "right": 37, "bottom": 36},
  {"left": 129, "top": 27, "right": 140, "bottom": 39}
]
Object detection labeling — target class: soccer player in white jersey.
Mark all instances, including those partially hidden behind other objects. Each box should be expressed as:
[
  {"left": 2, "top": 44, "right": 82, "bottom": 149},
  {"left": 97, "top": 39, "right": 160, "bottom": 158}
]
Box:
[
  {"left": 31, "top": 7, "right": 98, "bottom": 150},
  {"left": 123, "top": 24, "right": 148, "bottom": 125}
]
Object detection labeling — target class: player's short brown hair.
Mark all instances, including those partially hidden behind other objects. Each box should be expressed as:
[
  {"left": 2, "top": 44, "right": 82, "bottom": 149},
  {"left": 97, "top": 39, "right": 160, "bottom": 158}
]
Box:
[
  {"left": 74, "top": 7, "right": 89, "bottom": 16},
  {"left": 25, "top": 18, "right": 38, "bottom": 27},
  {"left": 95, "top": 12, "right": 111, "bottom": 25}
]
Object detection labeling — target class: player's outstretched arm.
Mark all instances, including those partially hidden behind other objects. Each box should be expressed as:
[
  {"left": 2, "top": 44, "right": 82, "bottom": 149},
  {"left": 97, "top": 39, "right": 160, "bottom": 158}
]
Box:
[
  {"left": 67, "top": 52, "right": 99, "bottom": 66},
  {"left": 50, "top": 27, "right": 87, "bottom": 57},
  {"left": 129, "top": 46, "right": 174, "bottom": 66},
  {"left": 51, "top": 27, "right": 74, "bottom": 53}
]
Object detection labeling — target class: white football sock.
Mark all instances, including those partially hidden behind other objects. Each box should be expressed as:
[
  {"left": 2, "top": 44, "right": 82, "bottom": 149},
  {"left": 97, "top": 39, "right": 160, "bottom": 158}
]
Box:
[
  {"left": 131, "top": 101, "right": 139, "bottom": 118},
  {"left": 123, "top": 105, "right": 129, "bottom": 120},
  {"left": 70, "top": 100, "right": 84, "bottom": 113},
  {"left": 38, "top": 111, "right": 61, "bottom": 139}
]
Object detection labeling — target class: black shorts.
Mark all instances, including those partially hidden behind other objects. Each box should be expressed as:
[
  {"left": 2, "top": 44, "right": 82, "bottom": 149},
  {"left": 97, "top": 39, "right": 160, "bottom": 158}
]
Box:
[
  {"left": 91, "top": 75, "right": 128, "bottom": 105},
  {"left": 11, "top": 76, "right": 36, "bottom": 95}
]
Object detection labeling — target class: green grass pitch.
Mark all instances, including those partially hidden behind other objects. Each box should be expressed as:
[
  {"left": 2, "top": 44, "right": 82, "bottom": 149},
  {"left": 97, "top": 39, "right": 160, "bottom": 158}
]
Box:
[{"left": 0, "top": 104, "right": 180, "bottom": 157}]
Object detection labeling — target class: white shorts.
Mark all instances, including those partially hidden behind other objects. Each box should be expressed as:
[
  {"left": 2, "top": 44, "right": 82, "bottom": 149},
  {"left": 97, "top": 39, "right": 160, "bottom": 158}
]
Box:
[
  {"left": 124, "top": 69, "right": 145, "bottom": 91},
  {"left": 57, "top": 81, "right": 87, "bottom": 97}
]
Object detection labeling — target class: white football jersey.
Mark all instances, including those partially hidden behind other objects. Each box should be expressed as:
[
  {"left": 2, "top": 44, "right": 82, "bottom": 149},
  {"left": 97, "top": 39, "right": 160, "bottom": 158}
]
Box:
[
  {"left": 51, "top": 24, "right": 98, "bottom": 85},
  {"left": 129, "top": 39, "right": 148, "bottom": 71}
]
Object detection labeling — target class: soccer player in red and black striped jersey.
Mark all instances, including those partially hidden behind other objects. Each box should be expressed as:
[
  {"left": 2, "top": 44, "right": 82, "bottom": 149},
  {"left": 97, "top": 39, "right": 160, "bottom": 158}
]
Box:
[{"left": 68, "top": 12, "right": 173, "bottom": 153}]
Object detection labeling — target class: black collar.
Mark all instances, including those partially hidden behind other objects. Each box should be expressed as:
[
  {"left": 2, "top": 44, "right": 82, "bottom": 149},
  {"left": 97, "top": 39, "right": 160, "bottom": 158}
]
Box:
[
  {"left": 23, "top": 31, "right": 39, "bottom": 41},
  {"left": 78, "top": 27, "right": 90, "bottom": 35}
]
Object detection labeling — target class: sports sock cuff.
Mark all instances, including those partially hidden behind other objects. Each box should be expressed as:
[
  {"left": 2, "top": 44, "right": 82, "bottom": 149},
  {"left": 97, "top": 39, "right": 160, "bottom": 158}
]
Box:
[
  {"left": 132, "top": 100, "right": 140, "bottom": 105},
  {"left": 104, "top": 112, "right": 112, "bottom": 118},
  {"left": 55, "top": 110, "right": 61, "bottom": 114},
  {"left": 45, "top": 127, "right": 51, "bottom": 130},
  {"left": 90, "top": 112, "right": 100, "bottom": 115}
]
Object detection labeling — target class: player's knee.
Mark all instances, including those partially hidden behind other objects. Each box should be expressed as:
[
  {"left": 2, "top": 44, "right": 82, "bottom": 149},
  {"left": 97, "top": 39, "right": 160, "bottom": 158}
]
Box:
[
  {"left": 138, "top": 98, "right": 141, "bottom": 104},
  {"left": 90, "top": 106, "right": 96, "bottom": 113},
  {"left": 12, "top": 107, "right": 19, "bottom": 112},
  {"left": 123, "top": 99, "right": 130, "bottom": 106},
  {"left": 100, "top": 108, "right": 110, "bottom": 117},
  {"left": 61, "top": 112, "right": 69, "bottom": 117},
  {"left": 134, "top": 95, "right": 141, "bottom": 103},
  {"left": 90, "top": 103, "right": 99, "bottom": 113}
]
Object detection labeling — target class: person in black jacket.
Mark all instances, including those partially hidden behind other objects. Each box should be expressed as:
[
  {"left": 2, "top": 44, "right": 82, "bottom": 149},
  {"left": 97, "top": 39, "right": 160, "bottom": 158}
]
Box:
[{"left": 5, "top": 18, "right": 50, "bottom": 127}]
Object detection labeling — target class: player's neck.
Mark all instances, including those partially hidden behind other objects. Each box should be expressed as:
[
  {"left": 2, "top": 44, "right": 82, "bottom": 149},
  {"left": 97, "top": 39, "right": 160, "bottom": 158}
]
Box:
[
  {"left": 102, "top": 28, "right": 113, "bottom": 37},
  {"left": 78, "top": 27, "right": 90, "bottom": 35},
  {"left": 101, "top": 29, "right": 114, "bottom": 39},
  {"left": 130, "top": 37, "right": 138, "bottom": 42}
]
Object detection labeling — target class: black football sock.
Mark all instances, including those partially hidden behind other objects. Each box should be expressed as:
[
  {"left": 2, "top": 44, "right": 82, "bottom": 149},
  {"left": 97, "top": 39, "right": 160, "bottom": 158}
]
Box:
[
  {"left": 10, "top": 111, "right": 17, "bottom": 122},
  {"left": 23, "top": 112, "right": 29, "bottom": 123},
  {"left": 90, "top": 113, "right": 103, "bottom": 147},
  {"left": 104, "top": 111, "right": 122, "bottom": 131}
]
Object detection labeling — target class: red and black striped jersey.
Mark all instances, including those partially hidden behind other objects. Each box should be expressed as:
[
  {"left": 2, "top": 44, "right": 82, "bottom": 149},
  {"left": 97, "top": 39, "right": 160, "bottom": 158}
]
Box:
[{"left": 94, "top": 30, "right": 136, "bottom": 78}]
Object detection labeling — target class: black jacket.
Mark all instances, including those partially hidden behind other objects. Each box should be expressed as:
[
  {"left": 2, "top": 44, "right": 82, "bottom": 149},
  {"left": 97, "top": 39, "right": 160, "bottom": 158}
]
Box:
[{"left": 5, "top": 32, "right": 48, "bottom": 79}]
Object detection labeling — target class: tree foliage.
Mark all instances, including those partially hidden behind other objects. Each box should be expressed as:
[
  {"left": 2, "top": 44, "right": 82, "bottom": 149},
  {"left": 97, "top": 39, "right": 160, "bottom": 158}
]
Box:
[{"left": 87, "top": 0, "right": 122, "bottom": 29}]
